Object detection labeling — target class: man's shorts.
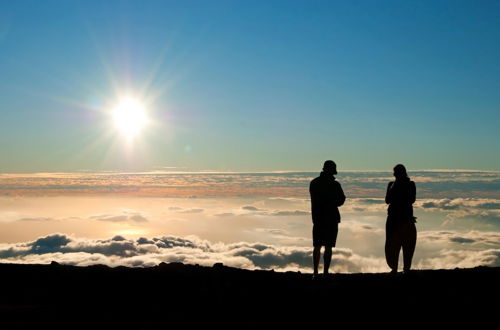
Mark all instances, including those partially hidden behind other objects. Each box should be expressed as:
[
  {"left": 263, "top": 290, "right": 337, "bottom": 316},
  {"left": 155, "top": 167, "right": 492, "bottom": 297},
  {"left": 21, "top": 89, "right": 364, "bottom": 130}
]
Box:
[{"left": 313, "top": 222, "right": 339, "bottom": 247}]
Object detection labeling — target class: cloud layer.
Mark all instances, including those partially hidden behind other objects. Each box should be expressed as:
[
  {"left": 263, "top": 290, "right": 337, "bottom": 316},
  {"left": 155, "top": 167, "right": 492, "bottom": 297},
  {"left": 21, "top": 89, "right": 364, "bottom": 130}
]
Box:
[
  {"left": 416, "top": 198, "right": 500, "bottom": 225},
  {"left": 90, "top": 210, "right": 148, "bottom": 223},
  {"left": 1, "top": 232, "right": 498, "bottom": 273},
  {"left": 0, "top": 233, "right": 388, "bottom": 272},
  {"left": 1, "top": 171, "right": 498, "bottom": 198}
]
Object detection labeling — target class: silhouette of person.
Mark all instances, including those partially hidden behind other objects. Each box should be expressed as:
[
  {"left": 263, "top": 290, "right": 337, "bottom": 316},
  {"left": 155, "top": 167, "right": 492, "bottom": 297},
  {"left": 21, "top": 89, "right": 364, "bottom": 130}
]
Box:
[
  {"left": 385, "top": 164, "right": 417, "bottom": 274},
  {"left": 309, "top": 160, "right": 345, "bottom": 278}
]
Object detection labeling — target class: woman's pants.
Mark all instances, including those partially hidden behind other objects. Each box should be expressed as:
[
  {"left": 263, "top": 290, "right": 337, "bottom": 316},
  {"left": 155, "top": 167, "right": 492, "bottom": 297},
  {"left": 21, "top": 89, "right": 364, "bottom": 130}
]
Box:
[{"left": 385, "top": 220, "right": 417, "bottom": 271}]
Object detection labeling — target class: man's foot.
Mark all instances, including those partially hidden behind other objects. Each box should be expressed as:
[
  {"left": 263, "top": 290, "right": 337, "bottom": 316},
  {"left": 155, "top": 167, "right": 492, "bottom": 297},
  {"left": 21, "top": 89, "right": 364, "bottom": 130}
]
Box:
[
  {"left": 323, "top": 272, "right": 334, "bottom": 279},
  {"left": 390, "top": 269, "right": 398, "bottom": 274},
  {"left": 312, "top": 274, "right": 325, "bottom": 280}
]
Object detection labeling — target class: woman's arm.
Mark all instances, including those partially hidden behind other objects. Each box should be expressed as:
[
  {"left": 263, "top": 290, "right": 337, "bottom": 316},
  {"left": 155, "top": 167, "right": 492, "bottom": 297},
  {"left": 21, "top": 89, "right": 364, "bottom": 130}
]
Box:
[{"left": 385, "top": 182, "right": 394, "bottom": 204}]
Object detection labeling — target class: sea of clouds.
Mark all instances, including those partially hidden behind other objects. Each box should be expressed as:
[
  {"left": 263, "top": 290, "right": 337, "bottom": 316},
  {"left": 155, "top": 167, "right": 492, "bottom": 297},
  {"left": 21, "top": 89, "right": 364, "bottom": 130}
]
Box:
[
  {"left": 0, "top": 171, "right": 498, "bottom": 272},
  {"left": 0, "top": 230, "right": 498, "bottom": 273}
]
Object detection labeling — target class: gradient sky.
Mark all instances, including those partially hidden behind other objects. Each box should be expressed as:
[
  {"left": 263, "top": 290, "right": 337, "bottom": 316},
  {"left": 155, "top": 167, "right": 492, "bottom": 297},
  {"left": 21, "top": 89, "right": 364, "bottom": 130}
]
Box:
[{"left": 1, "top": 0, "right": 499, "bottom": 172}]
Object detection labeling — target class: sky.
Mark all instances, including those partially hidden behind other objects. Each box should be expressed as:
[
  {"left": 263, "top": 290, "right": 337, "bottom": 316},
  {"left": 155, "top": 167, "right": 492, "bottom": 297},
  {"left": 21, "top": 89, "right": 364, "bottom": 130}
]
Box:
[{"left": 1, "top": 0, "right": 499, "bottom": 172}]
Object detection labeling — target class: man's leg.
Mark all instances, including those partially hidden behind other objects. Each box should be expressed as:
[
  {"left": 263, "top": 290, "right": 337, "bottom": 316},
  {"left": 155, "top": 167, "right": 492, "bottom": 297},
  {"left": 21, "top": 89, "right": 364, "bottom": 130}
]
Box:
[
  {"left": 313, "top": 246, "right": 322, "bottom": 276},
  {"left": 323, "top": 246, "right": 333, "bottom": 274}
]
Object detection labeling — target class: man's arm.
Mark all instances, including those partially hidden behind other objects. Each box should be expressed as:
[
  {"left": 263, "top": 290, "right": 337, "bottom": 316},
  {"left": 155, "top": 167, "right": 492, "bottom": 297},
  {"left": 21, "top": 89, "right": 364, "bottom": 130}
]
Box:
[{"left": 335, "top": 182, "right": 346, "bottom": 207}]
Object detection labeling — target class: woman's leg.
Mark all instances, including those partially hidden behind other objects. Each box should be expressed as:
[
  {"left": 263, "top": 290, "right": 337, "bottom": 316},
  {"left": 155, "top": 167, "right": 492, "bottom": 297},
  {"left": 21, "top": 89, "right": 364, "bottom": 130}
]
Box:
[
  {"left": 313, "top": 246, "right": 321, "bottom": 276},
  {"left": 385, "top": 221, "right": 401, "bottom": 272},
  {"left": 402, "top": 222, "right": 417, "bottom": 271}
]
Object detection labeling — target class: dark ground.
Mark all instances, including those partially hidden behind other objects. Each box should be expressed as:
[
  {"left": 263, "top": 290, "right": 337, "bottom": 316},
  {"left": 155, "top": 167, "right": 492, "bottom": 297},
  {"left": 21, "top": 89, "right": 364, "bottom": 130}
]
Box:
[{"left": 0, "top": 262, "right": 497, "bottom": 328}]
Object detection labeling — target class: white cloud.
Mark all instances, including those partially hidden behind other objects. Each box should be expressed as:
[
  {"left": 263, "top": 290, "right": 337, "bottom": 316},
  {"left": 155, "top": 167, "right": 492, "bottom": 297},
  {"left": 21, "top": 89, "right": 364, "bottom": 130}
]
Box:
[
  {"left": 269, "top": 210, "right": 310, "bottom": 216},
  {"left": 89, "top": 209, "right": 149, "bottom": 223},
  {"left": 417, "top": 198, "right": 500, "bottom": 212},
  {"left": 0, "top": 190, "right": 498, "bottom": 274},
  {"left": 213, "top": 212, "right": 236, "bottom": 217},
  {"left": 18, "top": 217, "right": 55, "bottom": 222},
  {"left": 341, "top": 198, "right": 387, "bottom": 213},
  {"left": 180, "top": 208, "right": 204, "bottom": 214},
  {"left": 0, "top": 233, "right": 387, "bottom": 273},
  {"left": 255, "top": 228, "right": 290, "bottom": 236},
  {"left": 242, "top": 206, "right": 261, "bottom": 211},
  {"left": 2, "top": 230, "right": 498, "bottom": 273},
  {"left": 168, "top": 206, "right": 204, "bottom": 214},
  {"left": 238, "top": 203, "right": 311, "bottom": 217},
  {"left": 416, "top": 249, "right": 500, "bottom": 269},
  {"left": 419, "top": 230, "right": 500, "bottom": 247},
  {"left": 416, "top": 198, "right": 500, "bottom": 225}
]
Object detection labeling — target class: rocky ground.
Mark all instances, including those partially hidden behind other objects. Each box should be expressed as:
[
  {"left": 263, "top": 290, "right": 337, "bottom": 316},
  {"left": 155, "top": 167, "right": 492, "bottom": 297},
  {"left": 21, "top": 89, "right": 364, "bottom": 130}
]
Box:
[{"left": 0, "top": 262, "right": 497, "bottom": 328}]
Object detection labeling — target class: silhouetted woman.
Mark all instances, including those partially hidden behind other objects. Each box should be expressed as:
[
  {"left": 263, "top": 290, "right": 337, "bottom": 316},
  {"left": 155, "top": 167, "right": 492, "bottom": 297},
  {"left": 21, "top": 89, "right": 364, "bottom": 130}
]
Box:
[{"left": 385, "top": 164, "right": 416, "bottom": 273}]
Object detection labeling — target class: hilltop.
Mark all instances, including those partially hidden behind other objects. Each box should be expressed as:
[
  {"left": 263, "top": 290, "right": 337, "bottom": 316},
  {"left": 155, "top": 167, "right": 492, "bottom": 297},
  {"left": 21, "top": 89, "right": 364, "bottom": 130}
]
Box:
[{"left": 0, "top": 262, "right": 497, "bottom": 328}]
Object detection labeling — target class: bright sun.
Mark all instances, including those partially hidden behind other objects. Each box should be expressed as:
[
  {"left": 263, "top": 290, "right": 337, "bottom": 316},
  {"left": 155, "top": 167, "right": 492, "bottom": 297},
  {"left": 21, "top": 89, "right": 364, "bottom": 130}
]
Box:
[{"left": 112, "top": 98, "right": 148, "bottom": 138}]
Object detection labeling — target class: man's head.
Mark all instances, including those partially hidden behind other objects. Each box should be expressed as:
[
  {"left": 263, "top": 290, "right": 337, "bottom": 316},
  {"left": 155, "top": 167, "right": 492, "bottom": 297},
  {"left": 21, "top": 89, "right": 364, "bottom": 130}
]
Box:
[{"left": 323, "top": 160, "right": 337, "bottom": 175}]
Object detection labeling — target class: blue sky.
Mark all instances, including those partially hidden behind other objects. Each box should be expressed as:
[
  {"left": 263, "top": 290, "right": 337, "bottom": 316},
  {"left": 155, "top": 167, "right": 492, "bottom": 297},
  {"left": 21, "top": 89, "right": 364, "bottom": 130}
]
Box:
[{"left": 1, "top": 0, "right": 499, "bottom": 172}]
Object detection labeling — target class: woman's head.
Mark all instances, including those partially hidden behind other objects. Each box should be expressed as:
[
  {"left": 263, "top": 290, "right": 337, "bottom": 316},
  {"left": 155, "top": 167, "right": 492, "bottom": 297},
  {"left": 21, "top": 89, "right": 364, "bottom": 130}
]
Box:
[{"left": 393, "top": 164, "right": 408, "bottom": 180}]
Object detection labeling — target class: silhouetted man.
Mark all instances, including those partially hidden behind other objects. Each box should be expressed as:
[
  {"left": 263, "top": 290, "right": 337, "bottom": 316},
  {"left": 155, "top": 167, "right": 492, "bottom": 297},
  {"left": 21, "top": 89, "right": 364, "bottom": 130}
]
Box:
[{"left": 309, "top": 160, "right": 345, "bottom": 278}]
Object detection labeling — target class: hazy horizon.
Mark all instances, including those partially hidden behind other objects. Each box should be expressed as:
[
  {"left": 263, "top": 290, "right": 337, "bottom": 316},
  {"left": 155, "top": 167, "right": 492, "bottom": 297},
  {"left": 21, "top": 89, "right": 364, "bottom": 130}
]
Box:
[{"left": 2, "top": 168, "right": 500, "bottom": 174}]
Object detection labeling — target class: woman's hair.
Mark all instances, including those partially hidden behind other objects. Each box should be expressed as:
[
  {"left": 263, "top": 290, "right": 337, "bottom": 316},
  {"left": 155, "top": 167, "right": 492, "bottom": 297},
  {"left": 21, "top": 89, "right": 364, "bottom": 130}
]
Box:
[{"left": 393, "top": 164, "right": 409, "bottom": 180}]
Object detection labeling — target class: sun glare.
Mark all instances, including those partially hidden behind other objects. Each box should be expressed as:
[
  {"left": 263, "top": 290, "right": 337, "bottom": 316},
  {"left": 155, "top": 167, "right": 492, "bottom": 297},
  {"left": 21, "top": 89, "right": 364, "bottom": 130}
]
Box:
[{"left": 112, "top": 98, "right": 148, "bottom": 138}]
